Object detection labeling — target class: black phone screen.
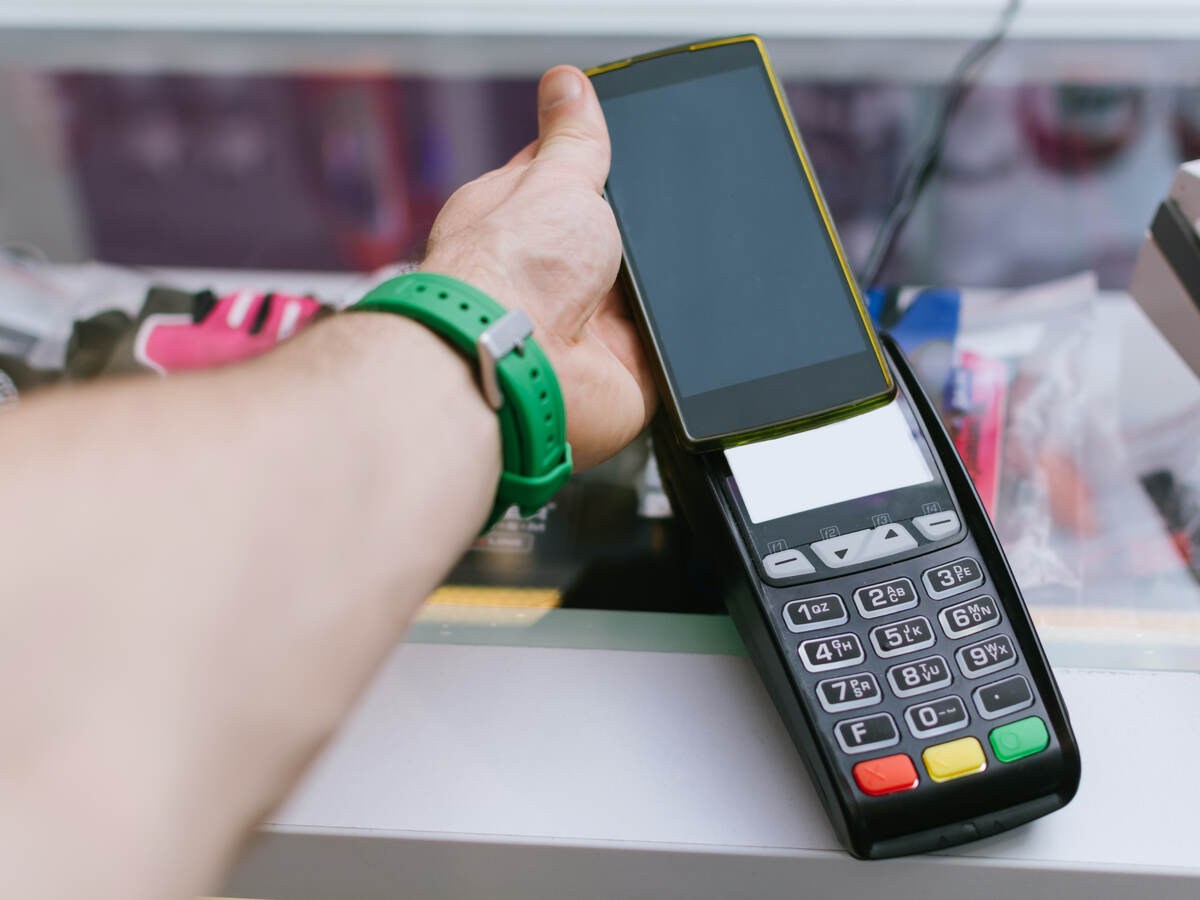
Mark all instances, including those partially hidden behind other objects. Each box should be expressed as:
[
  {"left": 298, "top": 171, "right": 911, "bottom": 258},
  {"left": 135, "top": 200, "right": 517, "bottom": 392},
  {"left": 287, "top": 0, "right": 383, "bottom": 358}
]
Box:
[{"left": 592, "top": 40, "right": 890, "bottom": 445}]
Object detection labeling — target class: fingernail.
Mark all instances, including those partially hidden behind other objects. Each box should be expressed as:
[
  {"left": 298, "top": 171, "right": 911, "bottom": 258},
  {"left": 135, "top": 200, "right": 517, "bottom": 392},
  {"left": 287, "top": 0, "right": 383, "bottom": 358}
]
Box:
[{"left": 540, "top": 68, "right": 581, "bottom": 112}]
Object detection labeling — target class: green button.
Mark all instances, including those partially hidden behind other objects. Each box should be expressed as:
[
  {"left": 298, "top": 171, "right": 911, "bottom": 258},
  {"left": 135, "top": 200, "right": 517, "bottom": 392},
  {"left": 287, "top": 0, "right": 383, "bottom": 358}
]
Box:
[{"left": 989, "top": 716, "right": 1049, "bottom": 762}]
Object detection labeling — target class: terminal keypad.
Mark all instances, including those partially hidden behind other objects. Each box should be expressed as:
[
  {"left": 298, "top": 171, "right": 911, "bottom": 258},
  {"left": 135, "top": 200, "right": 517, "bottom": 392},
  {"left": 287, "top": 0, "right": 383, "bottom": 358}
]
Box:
[{"left": 776, "top": 545, "right": 1050, "bottom": 798}]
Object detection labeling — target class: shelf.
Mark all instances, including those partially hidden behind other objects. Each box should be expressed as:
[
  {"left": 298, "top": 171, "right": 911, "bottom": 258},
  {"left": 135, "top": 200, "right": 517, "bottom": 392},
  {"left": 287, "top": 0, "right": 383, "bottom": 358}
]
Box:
[{"left": 2, "top": 1, "right": 1200, "bottom": 40}]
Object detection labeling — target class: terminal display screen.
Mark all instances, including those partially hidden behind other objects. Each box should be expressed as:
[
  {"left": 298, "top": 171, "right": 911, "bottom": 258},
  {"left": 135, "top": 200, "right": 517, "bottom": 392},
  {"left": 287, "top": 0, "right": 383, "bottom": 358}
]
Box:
[{"left": 725, "top": 401, "right": 936, "bottom": 524}]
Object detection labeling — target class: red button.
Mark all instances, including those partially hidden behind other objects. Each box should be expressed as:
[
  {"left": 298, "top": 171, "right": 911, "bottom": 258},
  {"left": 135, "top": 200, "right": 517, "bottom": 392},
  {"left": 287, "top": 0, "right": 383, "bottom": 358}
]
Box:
[{"left": 853, "top": 753, "right": 919, "bottom": 796}]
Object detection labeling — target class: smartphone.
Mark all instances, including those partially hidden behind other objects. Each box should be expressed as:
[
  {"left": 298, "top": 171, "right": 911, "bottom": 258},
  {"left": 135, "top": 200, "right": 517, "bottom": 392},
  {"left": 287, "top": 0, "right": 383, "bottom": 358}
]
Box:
[
  {"left": 589, "top": 37, "right": 1080, "bottom": 859},
  {"left": 589, "top": 36, "right": 894, "bottom": 450}
]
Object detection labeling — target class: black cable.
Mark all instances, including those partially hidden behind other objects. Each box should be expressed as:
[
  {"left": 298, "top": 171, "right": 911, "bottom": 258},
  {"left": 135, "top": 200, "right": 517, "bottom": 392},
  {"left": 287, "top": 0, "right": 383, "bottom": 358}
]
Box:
[{"left": 859, "top": 0, "right": 1021, "bottom": 288}]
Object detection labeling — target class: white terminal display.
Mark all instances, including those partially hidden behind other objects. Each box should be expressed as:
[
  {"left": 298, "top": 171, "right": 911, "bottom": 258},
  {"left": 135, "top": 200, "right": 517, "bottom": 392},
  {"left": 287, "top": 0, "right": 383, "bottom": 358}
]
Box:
[{"left": 725, "top": 402, "right": 935, "bottom": 525}]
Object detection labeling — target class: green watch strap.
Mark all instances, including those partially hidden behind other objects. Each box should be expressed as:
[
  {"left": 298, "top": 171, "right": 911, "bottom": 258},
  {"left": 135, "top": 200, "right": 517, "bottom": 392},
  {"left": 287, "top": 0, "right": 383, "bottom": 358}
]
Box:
[{"left": 350, "top": 272, "right": 572, "bottom": 529}]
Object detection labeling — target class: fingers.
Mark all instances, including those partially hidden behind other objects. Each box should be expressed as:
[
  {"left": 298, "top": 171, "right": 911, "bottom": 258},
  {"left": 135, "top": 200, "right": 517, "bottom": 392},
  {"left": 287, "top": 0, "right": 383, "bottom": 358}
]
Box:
[{"left": 534, "top": 66, "right": 611, "bottom": 192}]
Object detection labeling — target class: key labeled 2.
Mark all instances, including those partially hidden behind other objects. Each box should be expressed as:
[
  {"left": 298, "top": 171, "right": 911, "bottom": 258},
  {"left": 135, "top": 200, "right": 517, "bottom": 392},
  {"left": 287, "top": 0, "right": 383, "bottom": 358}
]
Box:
[
  {"left": 816, "top": 672, "right": 882, "bottom": 713},
  {"left": 853, "top": 577, "right": 918, "bottom": 619},
  {"left": 799, "top": 633, "right": 865, "bottom": 672},
  {"left": 869, "top": 615, "right": 935, "bottom": 658},
  {"left": 956, "top": 634, "right": 1018, "bottom": 679},
  {"left": 782, "top": 594, "right": 848, "bottom": 633}
]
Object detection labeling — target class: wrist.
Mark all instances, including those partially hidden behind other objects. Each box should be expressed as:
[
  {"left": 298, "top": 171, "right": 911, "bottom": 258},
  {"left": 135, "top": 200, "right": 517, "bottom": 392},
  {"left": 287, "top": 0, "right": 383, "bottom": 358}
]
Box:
[
  {"left": 350, "top": 271, "right": 572, "bottom": 528},
  {"left": 420, "top": 251, "right": 517, "bottom": 319},
  {"left": 328, "top": 311, "right": 502, "bottom": 525}
]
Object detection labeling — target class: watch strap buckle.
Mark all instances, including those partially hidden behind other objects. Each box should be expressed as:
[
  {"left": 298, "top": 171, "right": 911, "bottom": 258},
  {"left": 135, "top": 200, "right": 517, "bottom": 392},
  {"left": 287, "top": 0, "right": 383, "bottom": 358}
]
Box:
[{"left": 476, "top": 308, "right": 533, "bottom": 410}]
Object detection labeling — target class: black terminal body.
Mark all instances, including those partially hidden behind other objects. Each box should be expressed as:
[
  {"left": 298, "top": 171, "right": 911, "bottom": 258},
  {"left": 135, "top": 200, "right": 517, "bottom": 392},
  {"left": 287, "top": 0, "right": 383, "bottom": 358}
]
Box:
[{"left": 653, "top": 336, "right": 1081, "bottom": 859}]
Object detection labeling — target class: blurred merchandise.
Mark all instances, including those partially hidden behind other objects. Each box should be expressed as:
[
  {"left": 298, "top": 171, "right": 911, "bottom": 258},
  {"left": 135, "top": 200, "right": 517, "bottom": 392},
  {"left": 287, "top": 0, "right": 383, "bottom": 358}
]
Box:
[
  {"left": 920, "top": 83, "right": 1173, "bottom": 290},
  {"left": 959, "top": 277, "right": 1114, "bottom": 595},
  {"left": 56, "top": 74, "right": 345, "bottom": 269},
  {"left": 0, "top": 261, "right": 334, "bottom": 404},
  {"left": 0, "top": 253, "right": 74, "bottom": 357},
  {"left": 944, "top": 350, "right": 1008, "bottom": 517},
  {"left": 865, "top": 285, "right": 960, "bottom": 392},
  {"left": 864, "top": 285, "right": 1005, "bottom": 514},
  {"left": 1129, "top": 398, "right": 1200, "bottom": 584},
  {"left": 294, "top": 77, "right": 416, "bottom": 270},
  {"left": 1141, "top": 468, "right": 1200, "bottom": 579},
  {"left": 1017, "top": 85, "right": 1144, "bottom": 174},
  {"left": 0, "top": 68, "right": 1173, "bottom": 292},
  {"left": 51, "top": 73, "right": 537, "bottom": 271}
]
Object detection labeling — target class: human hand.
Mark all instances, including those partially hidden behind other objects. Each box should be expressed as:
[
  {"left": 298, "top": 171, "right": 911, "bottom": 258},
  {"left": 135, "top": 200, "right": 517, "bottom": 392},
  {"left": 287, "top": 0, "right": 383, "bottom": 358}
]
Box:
[{"left": 420, "top": 66, "right": 656, "bottom": 469}]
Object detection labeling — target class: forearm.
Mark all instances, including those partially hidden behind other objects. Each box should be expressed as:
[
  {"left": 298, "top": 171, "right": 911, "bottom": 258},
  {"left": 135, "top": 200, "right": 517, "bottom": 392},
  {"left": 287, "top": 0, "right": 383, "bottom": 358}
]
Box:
[{"left": 0, "top": 312, "right": 499, "bottom": 899}]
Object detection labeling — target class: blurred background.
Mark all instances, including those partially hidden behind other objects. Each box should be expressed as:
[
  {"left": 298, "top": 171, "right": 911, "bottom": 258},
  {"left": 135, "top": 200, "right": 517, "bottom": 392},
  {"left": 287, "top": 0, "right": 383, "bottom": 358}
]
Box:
[{"left": 0, "top": 0, "right": 1198, "bottom": 288}]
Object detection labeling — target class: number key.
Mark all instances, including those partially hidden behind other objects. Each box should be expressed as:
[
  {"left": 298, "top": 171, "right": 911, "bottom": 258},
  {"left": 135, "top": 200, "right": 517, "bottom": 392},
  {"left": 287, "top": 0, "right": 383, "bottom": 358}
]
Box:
[
  {"left": 782, "top": 594, "right": 848, "bottom": 633},
  {"left": 938, "top": 594, "right": 1001, "bottom": 639},
  {"left": 852, "top": 577, "right": 918, "bottom": 619},
  {"left": 904, "top": 695, "right": 970, "bottom": 739},
  {"left": 868, "top": 615, "right": 935, "bottom": 659},
  {"left": 922, "top": 557, "right": 985, "bottom": 600},
  {"left": 956, "top": 634, "right": 1018, "bottom": 679},
  {"left": 799, "top": 633, "right": 865, "bottom": 672},
  {"left": 816, "top": 672, "right": 882, "bottom": 713},
  {"left": 886, "top": 654, "right": 953, "bottom": 698}
]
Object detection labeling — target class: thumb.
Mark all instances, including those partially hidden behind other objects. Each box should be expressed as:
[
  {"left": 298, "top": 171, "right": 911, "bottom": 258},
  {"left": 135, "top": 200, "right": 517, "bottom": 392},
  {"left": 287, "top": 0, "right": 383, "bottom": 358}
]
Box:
[{"left": 534, "top": 66, "right": 611, "bottom": 192}]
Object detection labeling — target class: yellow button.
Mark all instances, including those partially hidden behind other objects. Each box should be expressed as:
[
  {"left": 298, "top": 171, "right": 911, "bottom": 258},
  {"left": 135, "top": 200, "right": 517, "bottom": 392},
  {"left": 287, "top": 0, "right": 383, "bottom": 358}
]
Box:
[{"left": 922, "top": 736, "right": 987, "bottom": 782}]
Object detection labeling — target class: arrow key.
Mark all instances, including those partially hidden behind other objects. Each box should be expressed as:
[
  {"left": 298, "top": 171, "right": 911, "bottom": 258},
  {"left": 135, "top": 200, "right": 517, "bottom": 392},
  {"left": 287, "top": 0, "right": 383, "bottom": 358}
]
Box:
[
  {"left": 810, "top": 529, "right": 872, "bottom": 568},
  {"left": 859, "top": 522, "right": 918, "bottom": 562}
]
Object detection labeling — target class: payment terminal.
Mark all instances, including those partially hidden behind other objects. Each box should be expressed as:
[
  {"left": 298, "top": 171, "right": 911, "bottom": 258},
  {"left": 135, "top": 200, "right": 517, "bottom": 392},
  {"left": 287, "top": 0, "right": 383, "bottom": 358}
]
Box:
[{"left": 588, "top": 36, "right": 1080, "bottom": 859}]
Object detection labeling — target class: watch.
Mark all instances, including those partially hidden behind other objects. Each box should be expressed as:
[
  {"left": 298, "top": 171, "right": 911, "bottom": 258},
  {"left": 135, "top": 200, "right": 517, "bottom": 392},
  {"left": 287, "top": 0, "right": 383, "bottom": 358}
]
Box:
[{"left": 350, "top": 272, "right": 573, "bottom": 531}]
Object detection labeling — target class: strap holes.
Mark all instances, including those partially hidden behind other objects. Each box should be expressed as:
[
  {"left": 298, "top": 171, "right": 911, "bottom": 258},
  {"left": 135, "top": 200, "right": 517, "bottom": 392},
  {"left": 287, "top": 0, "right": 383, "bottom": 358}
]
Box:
[
  {"left": 480, "top": 315, "right": 490, "bottom": 325},
  {"left": 539, "top": 391, "right": 547, "bottom": 401},
  {"left": 530, "top": 368, "right": 540, "bottom": 379},
  {"left": 416, "top": 285, "right": 427, "bottom": 293},
  {"left": 459, "top": 302, "right": 469, "bottom": 310},
  {"left": 438, "top": 291, "right": 449, "bottom": 299},
  {"left": 544, "top": 413, "right": 552, "bottom": 422},
  {"left": 546, "top": 435, "right": 554, "bottom": 444}
]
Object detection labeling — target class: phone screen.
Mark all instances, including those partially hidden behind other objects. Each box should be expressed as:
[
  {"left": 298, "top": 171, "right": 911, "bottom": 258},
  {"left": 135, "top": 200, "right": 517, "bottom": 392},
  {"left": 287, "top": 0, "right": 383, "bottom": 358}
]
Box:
[{"left": 592, "top": 40, "right": 890, "bottom": 445}]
